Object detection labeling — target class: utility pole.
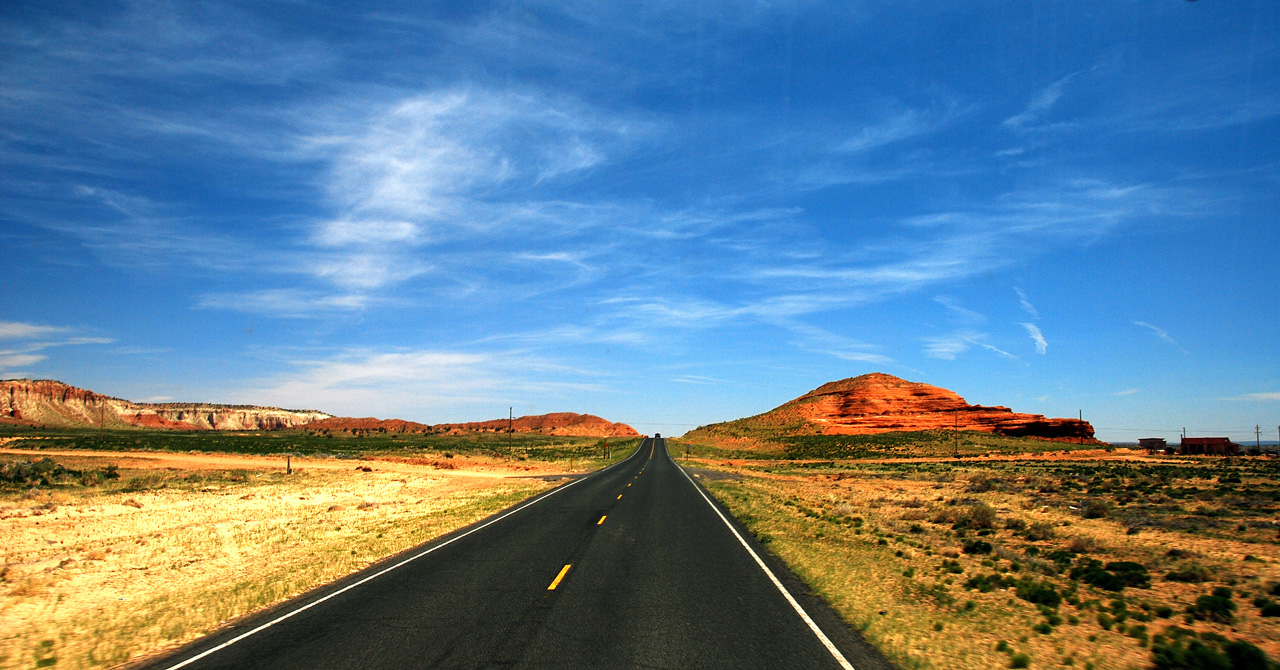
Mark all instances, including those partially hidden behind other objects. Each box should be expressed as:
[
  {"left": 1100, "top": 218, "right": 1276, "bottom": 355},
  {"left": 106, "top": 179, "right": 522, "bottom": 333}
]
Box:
[
  {"left": 953, "top": 409, "right": 959, "bottom": 458},
  {"left": 507, "top": 407, "right": 514, "bottom": 456},
  {"left": 1079, "top": 410, "right": 1083, "bottom": 446},
  {"left": 1257, "top": 425, "right": 1262, "bottom": 453}
]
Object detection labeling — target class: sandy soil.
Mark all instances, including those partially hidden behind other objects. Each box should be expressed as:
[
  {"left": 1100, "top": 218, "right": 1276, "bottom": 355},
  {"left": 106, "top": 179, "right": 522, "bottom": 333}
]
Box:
[{"left": 0, "top": 449, "right": 560, "bottom": 669}]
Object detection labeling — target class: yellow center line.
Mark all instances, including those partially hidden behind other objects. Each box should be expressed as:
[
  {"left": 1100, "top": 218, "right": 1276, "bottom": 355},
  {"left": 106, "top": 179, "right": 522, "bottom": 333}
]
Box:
[
  {"left": 627, "top": 482, "right": 631, "bottom": 487},
  {"left": 617, "top": 494, "right": 623, "bottom": 500},
  {"left": 597, "top": 515, "right": 607, "bottom": 525},
  {"left": 547, "top": 564, "right": 571, "bottom": 590}
]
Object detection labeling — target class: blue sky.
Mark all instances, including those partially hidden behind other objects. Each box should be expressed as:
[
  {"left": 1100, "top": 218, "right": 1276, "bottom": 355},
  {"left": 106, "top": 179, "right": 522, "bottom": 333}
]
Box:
[{"left": 2, "top": 1, "right": 1278, "bottom": 442}]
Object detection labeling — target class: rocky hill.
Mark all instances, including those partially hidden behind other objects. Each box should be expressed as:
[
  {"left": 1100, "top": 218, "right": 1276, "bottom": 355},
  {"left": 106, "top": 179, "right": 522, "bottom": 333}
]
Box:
[
  {"left": 299, "top": 413, "right": 638, "bottom": 438},
  {"left": 0, "top": 379, "right": 330, "bottom": 430},
  {"left": 684, "top": 373, "right": 1094, "bottom": 444},
  {"left": 434, "top": 412, "right": 640, "bottom": 438}
]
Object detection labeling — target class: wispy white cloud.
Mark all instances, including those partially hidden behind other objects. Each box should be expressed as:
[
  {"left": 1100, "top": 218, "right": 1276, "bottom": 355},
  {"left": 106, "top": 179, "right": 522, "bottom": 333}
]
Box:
[
  {"left": 197, "top": 289, "right": 372, "bottom": 318},
  {"left": 1133, "top": 320, "right": 1189, "bottom": 354},
  {"left": 0, "top": 321, "right": 112, "bottom": 376},
  {"left": 1113, "top": 388, "right": 1141, "bottom": 396},
  {"left": 239, "top": 348, "right": 605, "bottom": 420},
  {"left": 934, "top": 296, "right": 985, "bottom": 323},
  {"left": 923, "top": 334, "right": 971, "bottom": 360},
  {"left": 1004, "top": 75, "right": 1074, "bottom": 130},
  {"left": 1021, "top": 322, "right": 1048, "bottom": 355},
  {"left": 671, "top": 375, "right": 730, "bottom": 385},
  {"left": 0, "top": 352, "right": 46, "bottom": 368},
  {"left": 1232, "top": 391, "right": 1280, "bottom": 401},
  {"left": 923, "top": 331, "right": 1020, "bottom": 362},
  {"left": 1014, "top": 287, "right": 1039, "bottom": 318},
  {"left": 835, "top": 103, "right": 963, "bottom": 154},
  {"left": 972, "top": 340, "right": 1021, "bottom": 362},
  {"left": 0, "top": 322, "right": 70, "bottom": 339}
]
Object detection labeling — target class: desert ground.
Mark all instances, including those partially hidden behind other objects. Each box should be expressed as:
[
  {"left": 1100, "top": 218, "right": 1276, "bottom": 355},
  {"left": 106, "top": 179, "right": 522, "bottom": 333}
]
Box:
[{"left": 675, "top": 443, "right": 1280, "bottom": 670}]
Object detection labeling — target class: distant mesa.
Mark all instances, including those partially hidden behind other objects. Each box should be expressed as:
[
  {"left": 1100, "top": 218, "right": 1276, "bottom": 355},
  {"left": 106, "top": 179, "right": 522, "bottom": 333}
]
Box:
[
  {"left": 300, "top": 413, "right": 639, "bottom": 438},
  {"left": 1, "top": 379, "right": 328, "bottom": 431},
  {"left": 686, "top": 373, "right": 1095, "bottom": 443},
  {"left": 435, "top": 413, "right": 640, "bottom": 438},
  {"left": 0, "top": 379, "right": 638, "bottom": 438}
]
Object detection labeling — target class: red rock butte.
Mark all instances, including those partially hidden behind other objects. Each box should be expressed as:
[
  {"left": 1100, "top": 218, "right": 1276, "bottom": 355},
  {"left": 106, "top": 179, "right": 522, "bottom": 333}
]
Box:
[
  {"left": 434, "top": 413, "right": 640, "bottom": 438},
  {"left": 727, "top": 373, "right": 1094, "bottom": 440}
]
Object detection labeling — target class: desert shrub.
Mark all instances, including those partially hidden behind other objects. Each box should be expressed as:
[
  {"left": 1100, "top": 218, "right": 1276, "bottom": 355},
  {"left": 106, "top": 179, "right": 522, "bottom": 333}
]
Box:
[
  {"left": 955, "top": 503, "right": 998, "bottom": 530},
  {"left": 1005, "top": 517, "right": 1028, "bottom": 531},
  {"left": 1150, "top": 627, "right": 1270, "bottom": 670},
  {"left": 1045, "top": 549, "right": 1076, "bottom": 568},
  {"left": 1259, "top": 602, "right": 1280, "bottom": 617},
  {"left": 1097, "top": 612, "right": 1115, "bottom": 630},
  {"left": 1016, "top": 580, "right": 1062, "bottom": 608},
  {"left": 1105, "top": 561, "right": 1152, "bottom": 588},
  {"left": 1066, "top": 536, "right": 1097, "bottom": 554},
  {"left": 1166, "top": 563, "right": 1213, "bottom": 583},
  {"left": 967, "top": 478, "right": 1001, "bottom": 493},
  {"left": 1187, "top": 588, "right": 1237, "bottom": 624},
  {"left": 966, "top": 573, "right": 1013, "bottom": 593},
  {"left": 1069, "top": 559, "right": 1127, "bottom": 592},
  {"left": 1010, "top": 652, "right": 1031, "bottom": 668},
  {"left": 963, "top": 539, "right": 993, "bottom": 555},
  {"left": 1080, "top": 499, "right": 1111, "bottom": 519}
]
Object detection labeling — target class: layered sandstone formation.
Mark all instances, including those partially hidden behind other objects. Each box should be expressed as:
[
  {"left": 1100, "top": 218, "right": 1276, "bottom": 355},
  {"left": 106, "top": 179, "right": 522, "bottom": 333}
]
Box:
[
  {"left": 693, "top": 373, "right": 1093, "bottom": 441},
  {"left": 0, "top": 379, "right": 330, "bottom": 430}
]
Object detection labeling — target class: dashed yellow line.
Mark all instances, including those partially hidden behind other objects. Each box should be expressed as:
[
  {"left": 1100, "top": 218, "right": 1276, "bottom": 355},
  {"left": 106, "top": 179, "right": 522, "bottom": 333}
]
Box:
[
  {"left": 547, "top": 564, "right": 571, "bottom": 590},
  {"left": 597, "top": 515, "right": 607, "bottom": 525},
  {"left": 617, "top": 494, "right": 622, "bottom": 500},
  {"left": 627, "top": 482, "right": 632, "bottom": 487}
]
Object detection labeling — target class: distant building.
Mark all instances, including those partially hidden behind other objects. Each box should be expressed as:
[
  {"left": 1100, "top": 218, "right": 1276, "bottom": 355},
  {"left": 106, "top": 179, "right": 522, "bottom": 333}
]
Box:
[
  {"left": 1139, "top": 437, "right": 1166, "bottom": 453},
  {"left": 1179, "top": 437, "right": 1240, "bottom": 456}
]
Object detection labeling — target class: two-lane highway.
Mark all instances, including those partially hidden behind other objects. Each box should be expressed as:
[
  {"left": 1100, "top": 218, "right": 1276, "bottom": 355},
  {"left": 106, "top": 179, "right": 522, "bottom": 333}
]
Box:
[{"left": 149, "top": 438, "right": 894, "bottom": 669}]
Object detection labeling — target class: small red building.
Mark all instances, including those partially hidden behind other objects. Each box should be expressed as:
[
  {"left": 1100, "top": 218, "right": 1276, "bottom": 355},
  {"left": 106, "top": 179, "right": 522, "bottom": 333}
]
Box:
[{"left": 1179, "top": 437, "right": 1240, "bottom": 456}]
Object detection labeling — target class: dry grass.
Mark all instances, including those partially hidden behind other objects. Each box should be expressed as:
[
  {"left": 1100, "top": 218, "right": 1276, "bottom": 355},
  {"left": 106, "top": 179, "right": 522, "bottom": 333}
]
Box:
[
  {"left": 700, "top": 457, "right": 1280, "bottom": 670},
  {"left": 0, "top": 453, "right": 553, "bottom": 669}
]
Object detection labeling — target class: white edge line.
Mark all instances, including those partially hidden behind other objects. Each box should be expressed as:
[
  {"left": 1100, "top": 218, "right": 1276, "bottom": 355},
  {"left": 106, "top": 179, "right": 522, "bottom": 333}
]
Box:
[
  {"left": 160, "top": 440, "right": 648, "bottom": 670},
  {"left": 667, "top": 442, "right": 857, "bottom": 670}
]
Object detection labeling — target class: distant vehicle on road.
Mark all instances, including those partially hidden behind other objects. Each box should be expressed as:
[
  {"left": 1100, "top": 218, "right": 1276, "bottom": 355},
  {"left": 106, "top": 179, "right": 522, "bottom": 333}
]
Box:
[{"left": 654, "top": 433, "right": 661, "bottom": 438}]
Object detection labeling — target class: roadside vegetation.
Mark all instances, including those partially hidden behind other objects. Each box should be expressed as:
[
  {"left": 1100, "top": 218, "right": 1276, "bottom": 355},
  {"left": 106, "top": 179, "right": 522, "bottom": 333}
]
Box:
[
  {"left": 675, "top": 440, "right": 1279, "bottom": 670},
  {"left": 0, "top": 424, "right": 640, "bottom": 471},
  {"left": 676, "top": 428, "right": 1101, "bottom": 460}
]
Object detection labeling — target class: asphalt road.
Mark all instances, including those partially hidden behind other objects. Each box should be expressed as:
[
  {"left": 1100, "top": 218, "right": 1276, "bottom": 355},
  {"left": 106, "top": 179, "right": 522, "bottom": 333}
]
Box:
[{"left": 147, "top": 438, "right": 895, "bottom": 670}]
